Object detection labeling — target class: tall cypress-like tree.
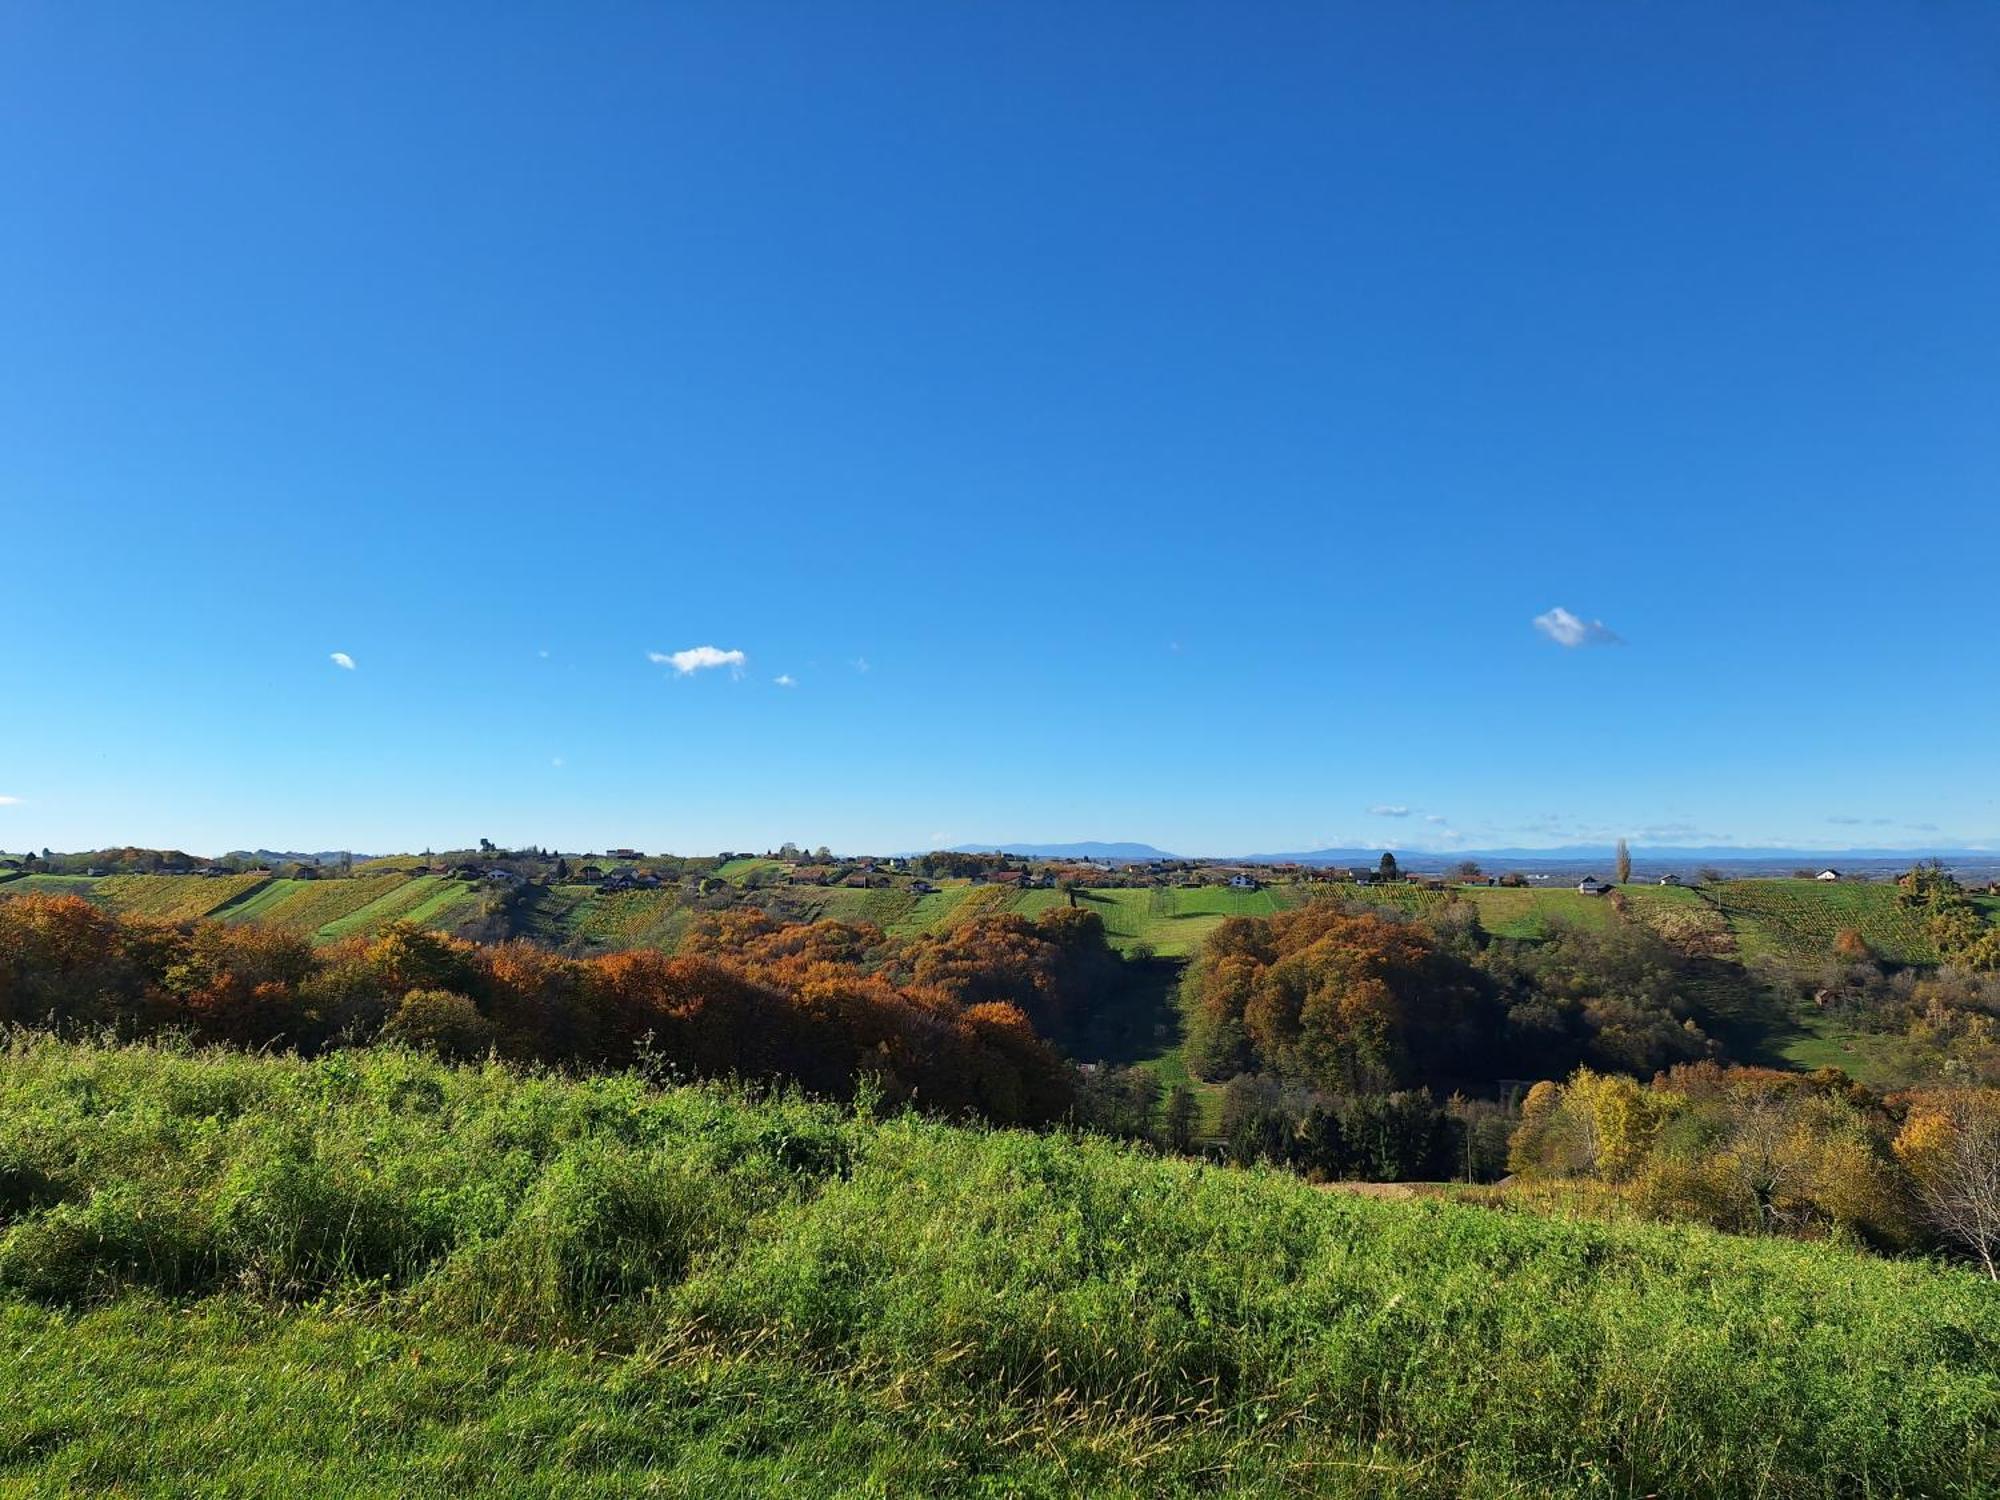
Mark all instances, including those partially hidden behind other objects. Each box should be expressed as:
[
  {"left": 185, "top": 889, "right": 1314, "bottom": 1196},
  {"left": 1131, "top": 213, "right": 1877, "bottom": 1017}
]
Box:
[{"left": 1615, "top": 838, "right": 1632, "bottom": 885}]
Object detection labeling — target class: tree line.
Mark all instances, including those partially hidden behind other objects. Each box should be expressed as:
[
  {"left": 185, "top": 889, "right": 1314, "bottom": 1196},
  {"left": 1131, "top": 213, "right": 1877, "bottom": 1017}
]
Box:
[{"left": 0, "top": 893, "right": 1122, "bottom": 1127}]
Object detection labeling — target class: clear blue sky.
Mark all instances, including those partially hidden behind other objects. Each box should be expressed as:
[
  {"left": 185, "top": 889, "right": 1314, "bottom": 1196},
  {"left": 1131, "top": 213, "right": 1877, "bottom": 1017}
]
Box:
[{"left": 4, "top": 3, "right": 1997, "bottom": 857}]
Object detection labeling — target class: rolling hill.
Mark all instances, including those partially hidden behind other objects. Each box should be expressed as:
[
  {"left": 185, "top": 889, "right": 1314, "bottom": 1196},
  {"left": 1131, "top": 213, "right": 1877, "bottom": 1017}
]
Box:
[{"left": 0, "top": 1037, "right": 1991, "bottom": 1497}]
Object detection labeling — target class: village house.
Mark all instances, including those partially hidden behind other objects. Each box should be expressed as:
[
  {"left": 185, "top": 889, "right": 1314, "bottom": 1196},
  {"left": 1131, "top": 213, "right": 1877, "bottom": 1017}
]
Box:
[
  {"left": 1228, "top": 872, "right": 1261, "bottom": 890},
  {"left": 1577, "top": 875, "right": 1614, "bottom": 896},
  {"left": 1816, "top": 868, "right": 1842, "bottom": 882}
]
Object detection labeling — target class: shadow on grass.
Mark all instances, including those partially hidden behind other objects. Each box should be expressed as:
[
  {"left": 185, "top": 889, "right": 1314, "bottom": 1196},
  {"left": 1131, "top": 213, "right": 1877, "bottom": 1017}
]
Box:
[{"left": 1063, "top": 957, "right": 1186, "bottom": 1069}]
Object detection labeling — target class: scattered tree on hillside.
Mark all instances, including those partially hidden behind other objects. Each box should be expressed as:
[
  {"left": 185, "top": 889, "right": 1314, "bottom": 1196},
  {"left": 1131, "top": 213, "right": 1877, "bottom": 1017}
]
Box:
[
  {"left": 1895, "top": 1090, "right": 2000, "bottom": 1280},
  {"left": 1615, "top": 839, "right": 1632, "bottom": 886},
  {"left": 1162, "top": 1085, "right": 1199, "bottom": 1152}
]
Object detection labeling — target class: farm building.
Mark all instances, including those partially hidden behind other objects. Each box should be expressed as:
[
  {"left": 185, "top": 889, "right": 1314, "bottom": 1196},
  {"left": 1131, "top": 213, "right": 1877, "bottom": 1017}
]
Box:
[
  {"left": 1577, "top": 876, "right": 1614, "bottom": 896},
  {"left": 1816, "top": 869, "right": 1842, "bottom": 882},
  {"left": 1657, "top": 873, "right": 1682, "bottom": 886},
  {"left": 1228, "top": 873, "right": 1261, "bottom": 890}
]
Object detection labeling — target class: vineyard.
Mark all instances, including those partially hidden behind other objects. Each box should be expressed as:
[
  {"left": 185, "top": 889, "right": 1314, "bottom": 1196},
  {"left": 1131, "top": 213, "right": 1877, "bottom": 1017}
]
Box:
[
  {"left": 8, "top": 870, "right": 1994, "bottom": 973},
  {"left": 90, "top": 873, "right": 270, "bottom": 922},
  {"left": 1712, "top": 880, "right": 1947, "bottom": 964}
]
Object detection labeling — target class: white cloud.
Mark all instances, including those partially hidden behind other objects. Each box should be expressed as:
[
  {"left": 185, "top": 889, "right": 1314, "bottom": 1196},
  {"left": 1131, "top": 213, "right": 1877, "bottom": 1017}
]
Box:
[
  {"left": 329, "top": 651, "right": 356, "bottom": 670},
  {"left": 1532, "top": 607, "right": 1622, "bottom": 648},
  {"left": 1369, "top": 805, "right": 1411, "bottom": 818},
  {"left": 649, "top": 646, "right": 746, "bottom": 676},
  {"left": 551, "top": 757, "right": 565, "bottom": 768},
  {"left": 852, "top": 656, "right": 871, "bottom": 674},
  {"left": 0, "top": 795, "right": 21, "bottom": 807},
  {"left": 773, "top": 674, "right": 796, "bottom": 687},
  {"left": 1425, "top": 814, "right": 1448, "bottom": 825}
]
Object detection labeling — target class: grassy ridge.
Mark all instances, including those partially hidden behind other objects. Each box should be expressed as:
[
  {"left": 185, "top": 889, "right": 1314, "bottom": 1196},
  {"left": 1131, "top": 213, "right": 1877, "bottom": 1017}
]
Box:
[{"left": 0, "top": 1038, "right": 1993, "bottom": 1496}]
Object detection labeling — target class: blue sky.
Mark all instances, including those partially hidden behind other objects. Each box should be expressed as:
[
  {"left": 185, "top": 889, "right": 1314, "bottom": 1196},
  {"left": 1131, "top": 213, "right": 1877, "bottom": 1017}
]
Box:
[{"left": 3, "top": 3, "right": 1997, "bottom": 857}]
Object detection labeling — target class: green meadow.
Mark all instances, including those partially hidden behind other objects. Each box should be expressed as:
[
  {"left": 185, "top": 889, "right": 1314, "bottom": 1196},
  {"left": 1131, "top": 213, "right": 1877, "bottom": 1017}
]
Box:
[{"left": 0, "top": 1037, "right": 1992, "bottom": 1498}]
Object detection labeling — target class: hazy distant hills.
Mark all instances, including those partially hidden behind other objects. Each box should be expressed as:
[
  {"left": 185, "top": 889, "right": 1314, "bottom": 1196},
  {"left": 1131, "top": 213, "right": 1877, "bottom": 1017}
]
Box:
[
  {"left": 945, "top": 842, "right": 1179, "bottom": 861},
  {"left": 944, "top": 840, "right": 1997, "bottom": 875},
  {"left": 1241, "top": 845, "right": 1989, "bottom": 864},
  {"left": 225, "top": 850, "right": 376, "bottom": 867}
]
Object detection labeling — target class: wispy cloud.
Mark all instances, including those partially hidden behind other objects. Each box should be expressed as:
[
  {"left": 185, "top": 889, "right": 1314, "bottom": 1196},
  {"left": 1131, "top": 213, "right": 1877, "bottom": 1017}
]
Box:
[
  {"left": 1532, "top": 607, "right": 1622, "bottom": 648},
  {"left": 851, "top": 656, "right": 871, "bottom": 674},
  {"left": 0, "top": 795, "right": 21, "bottom": 807},
  {"left": 1369, "top": 805, "right": 1411, "bottom": 818},
  {"left": 329, "top": 652, "right": 356, "bottom": 670},
  {"left": 773, "top": 674, "right": 796, "bottom": 688},
  {"left": 1425, "top": 814, "right": 1447, "bottom": 825},
  {"left": 649, "top": 646, "right": 746, "bottom": 676}
]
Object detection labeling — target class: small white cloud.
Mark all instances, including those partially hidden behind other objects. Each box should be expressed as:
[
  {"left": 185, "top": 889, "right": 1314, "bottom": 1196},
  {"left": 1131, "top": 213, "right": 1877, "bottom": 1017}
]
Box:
[
  {"left": 1369, "top": 805, "right": 1411, "bottom": 818},
  {"left": 329, "top": 652, "right": 356, "bottom": 670},
  {"left": 852, "top": 656, "right": 871, "bottom": 674},
  {"left": 1425, "top": 814, "right": 1448, "bottom": 825},
  {"left": 1533, "top": 607, "right": 1622, "bottom": 648},
  {"left": 551, "top": 756, "right": 565, "bottom": 768},
  {"left": 0, "top": 795, "right": 21, "bottom": 807},
  {"left": 649, "top": 646, "right": 747, "bottom": 676},
  {"left": 538, "top": 649, "right": 551, "bottom": 659},
  {"left": 773, "top": 674, "right": 796, "bottom": 687}
]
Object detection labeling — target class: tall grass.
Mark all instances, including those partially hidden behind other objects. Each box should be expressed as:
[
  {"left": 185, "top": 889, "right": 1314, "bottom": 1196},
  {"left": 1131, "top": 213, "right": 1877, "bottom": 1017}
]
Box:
[{"left": 0, "top": 1034, "right": 1994, "bottom": 1496}]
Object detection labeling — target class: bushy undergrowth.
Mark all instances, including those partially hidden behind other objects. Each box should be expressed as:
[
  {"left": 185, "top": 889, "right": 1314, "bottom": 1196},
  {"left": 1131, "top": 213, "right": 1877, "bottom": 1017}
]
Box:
[{"left": 0, "top": 1036, "right": 1995, "bottom": 1497}]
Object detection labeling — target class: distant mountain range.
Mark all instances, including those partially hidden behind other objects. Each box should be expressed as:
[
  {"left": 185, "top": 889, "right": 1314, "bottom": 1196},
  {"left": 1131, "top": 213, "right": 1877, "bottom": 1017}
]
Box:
[
  {"left": 945, "top": 840, "right": 1995, "bottom": 869},
  {"left": 224, "top": 850, "right": 375, "bottom": 867},
  {"left": 1244, "top": 844, "right": 1994, "bottom": 865},
  {"left": 945, "top": 842, "right": 1178, "bottom": 861}
]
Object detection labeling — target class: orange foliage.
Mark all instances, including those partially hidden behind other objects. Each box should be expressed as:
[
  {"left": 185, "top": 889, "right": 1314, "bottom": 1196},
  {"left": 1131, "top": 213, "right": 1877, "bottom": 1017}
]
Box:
[{"left": 0, "top": 892, "right": 1083, "bottom": 1126}]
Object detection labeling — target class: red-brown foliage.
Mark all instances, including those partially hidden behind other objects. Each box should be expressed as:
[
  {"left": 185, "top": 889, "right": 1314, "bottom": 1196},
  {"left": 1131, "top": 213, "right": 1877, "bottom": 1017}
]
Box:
[{"left": 0, "top": 893, "right": 1084, "bottom": 1125}]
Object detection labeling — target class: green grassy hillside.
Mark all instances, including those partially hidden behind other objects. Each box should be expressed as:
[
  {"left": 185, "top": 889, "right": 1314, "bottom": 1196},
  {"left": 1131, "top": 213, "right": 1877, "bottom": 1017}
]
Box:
[
  {"left": 0, "top": 1037, "right": 1992, "bottom": 1497},
  {"left": 8, "top": 870, "right": 1994, "bottom": 971},
  {"left": 1712, "top": 879, "right": 1946, "bottom": 964}
]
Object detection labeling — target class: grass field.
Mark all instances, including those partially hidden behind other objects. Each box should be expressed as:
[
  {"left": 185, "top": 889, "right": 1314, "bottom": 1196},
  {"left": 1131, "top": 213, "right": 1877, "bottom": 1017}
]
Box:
[
  {"left": 0, "top": 1037, "right": 1992, "bottom": 1497},
  {"left": 894, "top": 884, "right": 1310, "bottom": 959},
  {"left": 716, "top": 857, "right": 786, "bottom": 885}
]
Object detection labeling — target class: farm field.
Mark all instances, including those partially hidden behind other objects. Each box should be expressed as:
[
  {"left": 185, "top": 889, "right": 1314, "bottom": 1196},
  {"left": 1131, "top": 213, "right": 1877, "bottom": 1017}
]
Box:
[
  {"left": 0, "top": 1038, "right": 1991, "bottom": 1498},
  {"left": 535, "top": 885, "right": 690, "bottom": 952},
  {"left": 1712, "top": 879, "right": 1945, "bottom": 964},
  {"left": 88, "top": 873, "right": 271, "bottom": 922},
  {"left": 716, "top": 856, "right": 786, "bottom": 884},
  {"left": 210, "top": 874, "right": 490, "bottom": 941},
  {"left": 8, "top": 870, "right": 1996, "bottom": 977}
]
